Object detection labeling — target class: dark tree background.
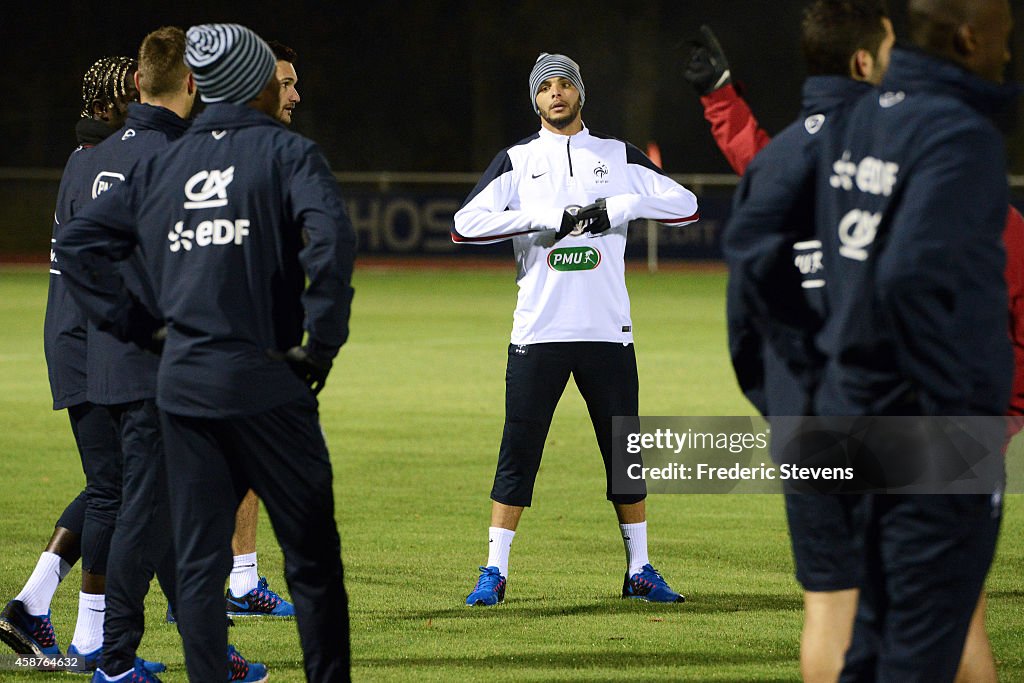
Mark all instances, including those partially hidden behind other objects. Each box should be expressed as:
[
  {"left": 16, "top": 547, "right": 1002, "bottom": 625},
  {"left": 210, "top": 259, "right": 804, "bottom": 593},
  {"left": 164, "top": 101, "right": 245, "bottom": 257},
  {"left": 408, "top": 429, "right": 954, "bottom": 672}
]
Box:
[{"left": 3, "top": 1, "right": 1022, "bottom": 174}]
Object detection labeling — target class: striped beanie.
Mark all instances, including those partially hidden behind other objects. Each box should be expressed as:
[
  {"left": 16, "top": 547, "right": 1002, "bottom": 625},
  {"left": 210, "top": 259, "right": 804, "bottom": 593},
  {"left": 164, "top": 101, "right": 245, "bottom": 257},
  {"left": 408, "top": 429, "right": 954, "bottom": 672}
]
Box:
[
  {"left": 528, "top": 53, "right": 585, "bottom": 114},
  {"left": 185, "top": 24, "right": 276, "bottom": 104}
]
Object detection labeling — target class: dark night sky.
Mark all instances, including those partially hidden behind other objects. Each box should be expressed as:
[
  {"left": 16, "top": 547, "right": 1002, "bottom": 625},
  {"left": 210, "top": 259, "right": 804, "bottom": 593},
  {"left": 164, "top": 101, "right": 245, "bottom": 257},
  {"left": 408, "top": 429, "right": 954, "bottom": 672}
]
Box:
[{"left": 4, "top": 1, "right": 1022, "bottom": 174}]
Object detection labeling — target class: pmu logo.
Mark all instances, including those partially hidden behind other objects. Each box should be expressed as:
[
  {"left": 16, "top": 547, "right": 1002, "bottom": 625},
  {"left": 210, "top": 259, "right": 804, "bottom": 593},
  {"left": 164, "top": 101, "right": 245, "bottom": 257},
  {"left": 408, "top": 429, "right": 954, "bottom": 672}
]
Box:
[
  {"left": 91, "top": 171, "right": 125, "bottom": 199},
  {"left": 548, "top": 246, "right": 601, "bottom": 271},
  {"left": 837, "top": 209, "right": 881, "bottom": 261},
  {"left": 168, "top": 219, "right": 250, "bottom": 252},
  {"left": 183, "top": 166, "right": 234, "bottom": 209}
]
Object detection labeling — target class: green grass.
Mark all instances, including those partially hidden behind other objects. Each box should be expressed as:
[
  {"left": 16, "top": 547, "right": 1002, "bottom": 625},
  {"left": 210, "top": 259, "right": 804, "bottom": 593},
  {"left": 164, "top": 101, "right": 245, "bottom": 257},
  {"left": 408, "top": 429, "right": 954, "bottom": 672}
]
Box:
[{"left": 0, "top": 264, "right": 1021, "bottom": 682}]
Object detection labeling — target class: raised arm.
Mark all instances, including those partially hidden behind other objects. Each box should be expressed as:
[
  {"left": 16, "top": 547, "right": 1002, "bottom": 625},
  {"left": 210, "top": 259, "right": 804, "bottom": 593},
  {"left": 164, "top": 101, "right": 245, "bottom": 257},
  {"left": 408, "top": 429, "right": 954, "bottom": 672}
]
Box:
[{"left": 684, "top": 24, "right": 772, "bottom": 175}]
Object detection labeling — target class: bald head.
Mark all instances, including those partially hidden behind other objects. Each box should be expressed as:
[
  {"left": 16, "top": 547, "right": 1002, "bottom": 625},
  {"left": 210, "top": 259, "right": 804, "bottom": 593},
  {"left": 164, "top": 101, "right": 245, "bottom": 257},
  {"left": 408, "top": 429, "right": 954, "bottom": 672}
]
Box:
[
  {"left": 909, "top": 0, "right": 978, "bottom": 25},
  {"left": 908, "top": 0, "right": 1013, "bottom": 82}
]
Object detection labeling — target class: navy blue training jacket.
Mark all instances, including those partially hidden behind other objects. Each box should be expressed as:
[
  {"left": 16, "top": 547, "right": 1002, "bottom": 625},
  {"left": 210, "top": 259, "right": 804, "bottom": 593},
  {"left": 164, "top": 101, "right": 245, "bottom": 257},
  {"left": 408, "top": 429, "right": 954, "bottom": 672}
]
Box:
[
  {"left": 56, "top": 104, "right": 356, "bottom": 418},
  {"left": 44, "top": 118, "right": 117, "bottom": 409},
  {"left": 815, "top": 47, "right": 1017, "bottom": 416},
  {"left": 723, "top": 76, "right": 872, "bottom": 417},
  {"left": 81, "top": 102, "right": 189, "bottom": 406}
]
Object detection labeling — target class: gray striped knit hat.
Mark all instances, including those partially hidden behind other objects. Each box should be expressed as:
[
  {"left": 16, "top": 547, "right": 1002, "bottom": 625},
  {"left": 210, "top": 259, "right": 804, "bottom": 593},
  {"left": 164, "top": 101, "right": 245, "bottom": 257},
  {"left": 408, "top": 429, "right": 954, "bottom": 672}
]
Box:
[
  {"left": 185, "top": 24, "right": 276, "bottom": 104},
  {"left": 528, "top": 53, "right": 585, "bottom": 114}
]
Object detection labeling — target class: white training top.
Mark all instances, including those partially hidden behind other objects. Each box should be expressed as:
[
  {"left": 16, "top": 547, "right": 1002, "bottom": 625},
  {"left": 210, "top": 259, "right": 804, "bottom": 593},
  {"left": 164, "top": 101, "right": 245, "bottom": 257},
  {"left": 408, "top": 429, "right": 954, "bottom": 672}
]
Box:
[{"left": 453, "top": 125, "right": 699, "bottom": 345}]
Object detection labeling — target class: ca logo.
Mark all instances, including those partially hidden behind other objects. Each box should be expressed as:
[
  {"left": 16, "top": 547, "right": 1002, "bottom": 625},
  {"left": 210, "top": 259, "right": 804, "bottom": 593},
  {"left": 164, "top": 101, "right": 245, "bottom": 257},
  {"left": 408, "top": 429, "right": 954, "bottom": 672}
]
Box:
[
  {"left": 183, "top": 167, "right": 235, "bottom": 210},
  {"left": 837, "top": 209, "right": 881, "bottom": 261}
]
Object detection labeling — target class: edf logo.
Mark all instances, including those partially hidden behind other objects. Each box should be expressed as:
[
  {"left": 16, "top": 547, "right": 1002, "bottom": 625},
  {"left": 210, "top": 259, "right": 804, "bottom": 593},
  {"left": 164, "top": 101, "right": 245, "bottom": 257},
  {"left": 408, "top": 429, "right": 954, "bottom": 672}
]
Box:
[
  {"left": 830, "top": 152, "right": 899, "bottom": 196},
  {"left": 168, "top": 219, "right": 250, "bottom": 252},
  {"left": 184, "top": 167, "right": 235, "bottom": 209}
]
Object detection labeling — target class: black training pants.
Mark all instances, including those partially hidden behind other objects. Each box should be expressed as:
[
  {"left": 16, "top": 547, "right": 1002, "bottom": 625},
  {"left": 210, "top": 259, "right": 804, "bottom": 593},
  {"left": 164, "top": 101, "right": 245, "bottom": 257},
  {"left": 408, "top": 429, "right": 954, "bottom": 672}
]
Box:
[
  {"left": 101, "top": 399, "right": 176, "bottom": 675},
  {"left": 67, "top": 402, "right": 121, "bottom": 575},
  {"left": 161, "top": 394, "right": 350, "bottom": 683},
  {"left": 840, "top": 492, "right": 1002, "bottom": 683},
  {"left": 491, "top": 341, "right": 645, "bottom": 507}
]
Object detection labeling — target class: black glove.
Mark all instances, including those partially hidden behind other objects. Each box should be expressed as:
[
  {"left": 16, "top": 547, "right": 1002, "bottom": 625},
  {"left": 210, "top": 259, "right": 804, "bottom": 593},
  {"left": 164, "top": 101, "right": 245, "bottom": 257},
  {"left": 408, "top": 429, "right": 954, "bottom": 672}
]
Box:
[
  {"left": 684, "top": 25, "right": 732, "bottom": 96},
  {"left": 575, "top": 198, "right": 610, "bottom": 235},
  {"left": 556, "top": 208, "right": 580, "bottom": 240},
  {"left": 284, "top": 344, "right": 333, "bottom": 395},
  {"left": 115, "top": 301, "right": 166, "bottom": 356}
]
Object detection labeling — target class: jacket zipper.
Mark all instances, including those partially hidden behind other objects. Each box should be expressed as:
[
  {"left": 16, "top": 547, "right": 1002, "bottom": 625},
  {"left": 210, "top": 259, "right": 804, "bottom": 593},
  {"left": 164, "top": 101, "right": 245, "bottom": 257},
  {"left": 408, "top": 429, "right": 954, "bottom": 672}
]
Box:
[{"left": 566, "top": 138, "right": 574, "bottom": 177}]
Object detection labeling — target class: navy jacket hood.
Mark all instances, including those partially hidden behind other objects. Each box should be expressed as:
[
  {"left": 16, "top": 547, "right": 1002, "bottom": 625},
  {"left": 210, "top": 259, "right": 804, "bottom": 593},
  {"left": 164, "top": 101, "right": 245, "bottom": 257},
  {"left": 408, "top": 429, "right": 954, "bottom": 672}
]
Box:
[
  {"left": 188, "top": 103, "right": 285, "bottom": 133},
  {"left": 75, "top": 117, "right": 115, "bottom": 146},
  {"left": 124, "top": 101, "right": 190, "bottom": 137},
  {"left": 801, "top": 76, "right": 873, "bottom": 118},
  {"left": 882, "top": 46, "right": 1021, "bottom": 120}
]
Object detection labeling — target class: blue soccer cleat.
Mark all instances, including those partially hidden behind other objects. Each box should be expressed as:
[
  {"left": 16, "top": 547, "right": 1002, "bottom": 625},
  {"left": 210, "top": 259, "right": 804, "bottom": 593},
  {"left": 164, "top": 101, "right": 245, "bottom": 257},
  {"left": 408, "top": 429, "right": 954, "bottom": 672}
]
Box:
[
  {"left": 227, "top": 644, "right": 269, "bottom": 682},
  {"left": 0, "top": 599, "right": 61, "bottom": 658},
  {"left": 465, "top": 566, "right": 506, "bottom": 606},
  {"left": 91, "top": 659, "right": 163, "bottom": 683},
  {"left": 225, "top": 577, "right": 295, "bottom": 617},
  {"left": 66, "top": 644, "right": 166, "bottom": 675},
  {"left": 622, "top": 564, "right": 686, "bottom": 603}
]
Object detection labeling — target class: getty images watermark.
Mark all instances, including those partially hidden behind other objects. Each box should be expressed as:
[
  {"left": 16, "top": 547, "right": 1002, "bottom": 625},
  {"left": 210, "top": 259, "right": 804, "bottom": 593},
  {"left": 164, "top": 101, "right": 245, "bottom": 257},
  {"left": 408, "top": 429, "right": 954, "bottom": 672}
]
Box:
[{"left": 611, "top": 416, "right": 1021, "bottom": 494}]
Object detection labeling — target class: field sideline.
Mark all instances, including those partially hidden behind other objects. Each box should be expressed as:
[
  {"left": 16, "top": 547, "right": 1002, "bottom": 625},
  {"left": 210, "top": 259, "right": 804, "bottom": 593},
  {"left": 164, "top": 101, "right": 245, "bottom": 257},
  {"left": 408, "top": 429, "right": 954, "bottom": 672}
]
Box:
[{"left": 0, "top": 265, "right": 1020, "bottom": 682}]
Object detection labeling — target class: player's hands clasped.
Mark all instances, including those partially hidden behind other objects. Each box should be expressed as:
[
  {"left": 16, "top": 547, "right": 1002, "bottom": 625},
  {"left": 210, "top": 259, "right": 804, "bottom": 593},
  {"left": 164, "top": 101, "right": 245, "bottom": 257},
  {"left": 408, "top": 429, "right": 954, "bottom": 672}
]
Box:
[
  {"left": 575, "top": 199, "right": 610, "bottom": 235},
  {"left": 556, "top": 198, "right": 610, "bottom": 240}
]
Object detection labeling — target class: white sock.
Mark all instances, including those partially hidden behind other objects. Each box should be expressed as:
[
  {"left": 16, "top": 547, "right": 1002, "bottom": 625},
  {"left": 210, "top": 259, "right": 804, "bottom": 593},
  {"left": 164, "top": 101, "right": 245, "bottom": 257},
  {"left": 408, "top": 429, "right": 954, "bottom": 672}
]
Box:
[
  {"left": 485, "top": 527, "right": 515, "bottom": 578},
  {"left": 70, "top": 591, "right": 105, "bottom": 654},
  {"left": 229, "top": 552, "right": 259, "bottom": 597},
  {"left": 620, "top": 521, "right": 649, "bottom": 577},
  {"left": 14, "top": 552, "right": 67, "bottom": 616}
]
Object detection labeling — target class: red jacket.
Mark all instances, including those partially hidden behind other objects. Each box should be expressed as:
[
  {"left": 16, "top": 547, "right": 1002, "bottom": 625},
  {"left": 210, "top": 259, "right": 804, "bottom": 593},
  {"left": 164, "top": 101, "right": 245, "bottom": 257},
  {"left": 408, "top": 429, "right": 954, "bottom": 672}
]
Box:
[{"left": 702, "top": 84, "right": 1024, "bottom": 423}]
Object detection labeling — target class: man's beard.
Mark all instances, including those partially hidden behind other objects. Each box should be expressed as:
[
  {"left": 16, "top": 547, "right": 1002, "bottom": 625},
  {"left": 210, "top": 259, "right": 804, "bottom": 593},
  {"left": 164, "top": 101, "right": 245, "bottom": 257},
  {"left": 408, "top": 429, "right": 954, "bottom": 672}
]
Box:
[{"left": 541, "top": 99, "right": 582, "bottom": 130}]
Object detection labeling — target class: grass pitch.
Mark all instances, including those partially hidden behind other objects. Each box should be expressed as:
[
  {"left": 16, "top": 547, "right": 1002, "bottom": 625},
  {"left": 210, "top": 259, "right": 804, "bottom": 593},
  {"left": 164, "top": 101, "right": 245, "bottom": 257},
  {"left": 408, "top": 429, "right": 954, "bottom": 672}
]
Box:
[{"left": 0, "top": 264, "right": 1020, "bottom": 682}]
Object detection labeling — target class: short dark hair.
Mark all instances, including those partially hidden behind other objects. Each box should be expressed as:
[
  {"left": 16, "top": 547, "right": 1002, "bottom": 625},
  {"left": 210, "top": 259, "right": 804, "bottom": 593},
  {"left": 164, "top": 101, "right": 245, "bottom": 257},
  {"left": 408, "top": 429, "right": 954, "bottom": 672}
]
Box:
[
  {"left": 267, "top": 40, "right": 297, "bottom": 63},
  {"left": 801, "top": 0, "right": 890, "bottom": 76},
  {"left": 138, "top": 26, "right": 188, "bottom": 98}
]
